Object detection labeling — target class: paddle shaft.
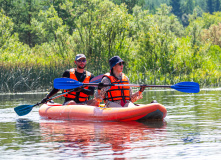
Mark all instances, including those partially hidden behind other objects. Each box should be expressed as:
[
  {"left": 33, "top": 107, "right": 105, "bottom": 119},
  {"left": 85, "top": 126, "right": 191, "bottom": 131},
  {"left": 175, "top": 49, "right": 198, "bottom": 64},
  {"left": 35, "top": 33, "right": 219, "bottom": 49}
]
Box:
[
  {"left": 14, "top": 89, "right": 77, "bottom": 116},
  {"left": 32, "top": 89, "right": 75, "bottom": 107},
  {"left": 54, "top": 78, "right": 200, "bottom": 93},
  {"left": 46, "top": 89, "right": 75, "bottom": 103},
  {"left": 47, "top": 73, "right": 105, "bottom": 103},
  {"left": 83, "top": 83, "right": 172, "bottom": 88}
]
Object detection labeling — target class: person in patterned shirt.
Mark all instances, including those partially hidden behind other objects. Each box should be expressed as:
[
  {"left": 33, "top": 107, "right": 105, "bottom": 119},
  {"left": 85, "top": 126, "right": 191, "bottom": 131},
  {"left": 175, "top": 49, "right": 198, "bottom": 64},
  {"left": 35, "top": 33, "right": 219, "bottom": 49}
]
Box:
[{"left": 94, "top": 56, "right": 146, "bottom": 107}]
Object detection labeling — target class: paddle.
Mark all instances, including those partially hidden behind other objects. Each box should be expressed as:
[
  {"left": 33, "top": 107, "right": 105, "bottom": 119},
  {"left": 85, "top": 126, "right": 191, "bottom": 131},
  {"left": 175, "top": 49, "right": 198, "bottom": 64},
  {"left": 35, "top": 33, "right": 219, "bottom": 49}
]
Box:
[
  {"left": 14, "top": 74, "right": 104, "bottom": 116},
  {"left": 54, "top": 78, "right": 200, "bottom": 93},
  {"left": 14, "top": 89, "right": 75, "bottom": 116},
  {"left": 89, "top": 74, "right": 104, "bottom": 83}
]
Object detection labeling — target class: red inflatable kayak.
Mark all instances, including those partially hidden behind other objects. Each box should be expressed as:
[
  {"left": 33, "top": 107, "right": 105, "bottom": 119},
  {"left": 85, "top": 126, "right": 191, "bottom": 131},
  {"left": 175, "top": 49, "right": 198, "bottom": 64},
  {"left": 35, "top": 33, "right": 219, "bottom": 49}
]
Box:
[{"left": 39, "top": 103, "right": 167, "bottom": 121}]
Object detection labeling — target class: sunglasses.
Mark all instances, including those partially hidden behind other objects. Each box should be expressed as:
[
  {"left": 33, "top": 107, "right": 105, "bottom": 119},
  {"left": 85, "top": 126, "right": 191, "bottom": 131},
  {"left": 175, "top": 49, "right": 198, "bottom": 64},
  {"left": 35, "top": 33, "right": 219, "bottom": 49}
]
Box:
[
  {"left": 76, "top": 59, "right": 86, "bottom": 63},
  {"left": 117, "top": 62, "right": 125, "bottom": 66}
]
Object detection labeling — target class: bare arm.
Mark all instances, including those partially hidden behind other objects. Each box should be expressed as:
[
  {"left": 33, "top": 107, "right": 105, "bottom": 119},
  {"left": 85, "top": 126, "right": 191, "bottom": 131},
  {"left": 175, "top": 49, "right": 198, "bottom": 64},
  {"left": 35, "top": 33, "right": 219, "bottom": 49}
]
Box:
[
  {"left": 130, "top": 90, "right": 143, "bottom": 103},
  {"left": 94, "top": 77, "right": 111, "bottom": 102},
  {"left": 126, "top": 76, "right": 143, "bottom": 103}
]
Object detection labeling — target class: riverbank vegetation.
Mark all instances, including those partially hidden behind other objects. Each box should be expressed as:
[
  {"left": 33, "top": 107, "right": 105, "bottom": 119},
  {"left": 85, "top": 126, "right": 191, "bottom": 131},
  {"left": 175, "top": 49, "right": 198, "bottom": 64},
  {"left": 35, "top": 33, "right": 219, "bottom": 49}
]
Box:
[{"left": 0, "top": 0, "right": 221, "bottom": 92}]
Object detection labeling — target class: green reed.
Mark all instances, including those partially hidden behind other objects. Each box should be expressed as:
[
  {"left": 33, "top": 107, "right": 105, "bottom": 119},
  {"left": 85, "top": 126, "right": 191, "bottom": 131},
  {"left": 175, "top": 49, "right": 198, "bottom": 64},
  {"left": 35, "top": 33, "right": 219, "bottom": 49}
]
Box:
[
  {"left": 0, "top": 60, "right": 75, "bottom": 93},
  {"left": 0, "top": 59, "right": 220, "bottom": 93}
]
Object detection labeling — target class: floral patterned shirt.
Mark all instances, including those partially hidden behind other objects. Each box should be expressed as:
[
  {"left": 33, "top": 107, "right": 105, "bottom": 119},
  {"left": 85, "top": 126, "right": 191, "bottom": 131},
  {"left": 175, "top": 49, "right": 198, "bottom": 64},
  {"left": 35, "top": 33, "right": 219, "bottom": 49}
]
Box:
[{"left": 94, "top": 74, "right": 143, "bottom": 105}]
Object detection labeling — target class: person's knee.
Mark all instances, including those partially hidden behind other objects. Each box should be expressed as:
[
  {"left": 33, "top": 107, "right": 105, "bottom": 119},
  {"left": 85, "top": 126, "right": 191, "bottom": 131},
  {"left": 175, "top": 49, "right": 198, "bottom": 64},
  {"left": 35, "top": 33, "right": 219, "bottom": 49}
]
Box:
[
  {"left": 126, "top": 102, "right": 135, "bottom": 107},
  {"left": 106, "top": 102, "right": 121, "bottom": 108},
  {"left": 87, "top": 99, "right": 100, "bottom": 107},
  {"left": 64, "top": 100, "right": 77, "bottom": 105}
]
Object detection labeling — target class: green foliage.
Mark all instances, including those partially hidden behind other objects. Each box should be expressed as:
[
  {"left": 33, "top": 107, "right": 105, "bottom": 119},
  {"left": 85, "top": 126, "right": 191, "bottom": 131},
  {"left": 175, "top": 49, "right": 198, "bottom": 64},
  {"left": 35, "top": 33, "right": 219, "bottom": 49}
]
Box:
[
  {"left": 110, "top": 0, "right": 145, "bottom": 14},
  {"left": 183, "top": 0, "right": 195, "bottom": 15},
  {"left": 0, "top": 11, "right": 13, "bottom": 47},
  {"left": 170, "top": 0, "right": 182, "bottom": 18},
  {"left": 31, "top": 6, "right": 63, "bottom": 43},
  {"left": 0, "top": 0, "right": 221, "bottom": 92},
  {"left": 62, "top": 0, "right": 132, "bottom": 75},
  {"left": 207, "top": 0, "right": 214, "bottom": 14},
  {"left": 129, "top": 4, "right": 185, "bottom": 84}
]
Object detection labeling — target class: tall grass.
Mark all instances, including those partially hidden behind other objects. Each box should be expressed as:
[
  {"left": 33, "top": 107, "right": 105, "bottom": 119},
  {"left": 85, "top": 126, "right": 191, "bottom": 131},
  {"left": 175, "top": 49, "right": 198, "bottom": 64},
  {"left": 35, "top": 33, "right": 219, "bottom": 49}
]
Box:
[
  {"left": 0, "top": 60, "right": 74, "bottom": 93},
  {"left": 0, "top": 60, "right": 220, "bottom": 93}
]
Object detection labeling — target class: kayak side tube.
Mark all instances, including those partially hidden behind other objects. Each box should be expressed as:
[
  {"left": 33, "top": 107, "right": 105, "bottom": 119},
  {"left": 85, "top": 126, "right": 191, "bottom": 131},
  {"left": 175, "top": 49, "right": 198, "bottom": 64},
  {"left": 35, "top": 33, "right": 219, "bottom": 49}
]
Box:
[{"left": 39, "top": 103, "right": 167, "bottom": 121}]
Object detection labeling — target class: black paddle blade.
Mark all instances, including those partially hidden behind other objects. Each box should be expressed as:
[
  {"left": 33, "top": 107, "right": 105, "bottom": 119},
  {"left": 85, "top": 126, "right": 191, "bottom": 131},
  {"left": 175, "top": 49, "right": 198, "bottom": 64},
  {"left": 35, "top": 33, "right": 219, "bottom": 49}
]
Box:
[
  {"left": 14, "top": 105, "right": 34, "bottom": 116},
  {"left": 90, "top": 74, "right": 104, "bottom": 83}
]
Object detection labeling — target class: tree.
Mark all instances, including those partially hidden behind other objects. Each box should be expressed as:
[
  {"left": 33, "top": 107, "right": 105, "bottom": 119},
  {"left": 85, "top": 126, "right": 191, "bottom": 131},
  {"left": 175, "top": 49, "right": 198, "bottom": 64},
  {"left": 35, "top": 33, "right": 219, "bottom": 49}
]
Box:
[
  {"left": 201, "top": 23, "right": 221, "bottom": 47},
  {"left": 207, "top": 0, "right": 214, "bottom": 14},
  {"left": 131, "top": 4, "right": 185, "bottom": 84},
  {"left": 215, "top": 0, "right": 220, "bottom": 11},
  {"left": 0, "top": 11, "right": 14, "bottom": 47},
  {"left": 181, "top": 0, "right": 195, "bottom": 26},
  {"left": 31, "top": 6, "right": 64, "bottom": 44},
  {"left": 7, "top": 0, "right": 44, "bottom": 47},
  {"left": 184, "top": 0, "right": 195, "bottom": 15},
  {"left": 169, "top": 0, "right": 182, "bottom": 19},
  {"left": 62, "top": 0, "right": 132, "bottom": 74},
  {"left": 48, "top": 0, "right": 75, "bottom": 34},
  {"left": 110, "top": 0, "right": 145, "bottom": 14},
  {"left": 0, "top": 0, "right": 14, "bottom": 16}
]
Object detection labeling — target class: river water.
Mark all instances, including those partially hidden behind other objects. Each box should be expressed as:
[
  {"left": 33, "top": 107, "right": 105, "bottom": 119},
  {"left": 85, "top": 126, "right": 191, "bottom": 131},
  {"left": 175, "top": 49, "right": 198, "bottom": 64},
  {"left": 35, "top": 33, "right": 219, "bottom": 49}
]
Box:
[{"left": 0, "top": 88, "right": 221, "bottom": 160}]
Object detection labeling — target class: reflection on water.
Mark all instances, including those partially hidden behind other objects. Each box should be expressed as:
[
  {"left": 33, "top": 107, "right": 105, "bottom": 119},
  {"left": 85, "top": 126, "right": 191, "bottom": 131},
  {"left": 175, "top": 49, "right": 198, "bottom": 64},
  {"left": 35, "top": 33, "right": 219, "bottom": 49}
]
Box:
[
  {"left": 14, "top": 118, "right": 167, "bottom": 159},
  {"left": 16, "top": 118, "right": 40, "bottom": 138},
  {"left": 181, "top": 132, "right": 200, "bottom": 144},
  {"left": 39, "top": 120, "right": 166, "bottom": 156},
  {"left": 0, "top": 89, "right": 221, "bottom": 159}
]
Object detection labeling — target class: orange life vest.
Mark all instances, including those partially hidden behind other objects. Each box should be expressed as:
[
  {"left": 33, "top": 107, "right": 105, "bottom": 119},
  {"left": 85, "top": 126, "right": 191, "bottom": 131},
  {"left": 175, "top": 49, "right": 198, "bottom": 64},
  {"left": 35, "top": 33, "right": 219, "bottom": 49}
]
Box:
[
  {"left": 63, "top": 68, "right": 91, "bottom": 102},
  {"left": 103, "top": 73, "right": 131, "bottom": 102}
]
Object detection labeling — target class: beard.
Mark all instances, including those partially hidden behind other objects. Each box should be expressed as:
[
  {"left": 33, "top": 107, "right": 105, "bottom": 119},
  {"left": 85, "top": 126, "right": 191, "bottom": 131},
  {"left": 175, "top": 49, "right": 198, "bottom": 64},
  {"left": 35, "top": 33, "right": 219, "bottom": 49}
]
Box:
[{"left": 77, "top": 64, "right": 86, "bottom": 69}]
